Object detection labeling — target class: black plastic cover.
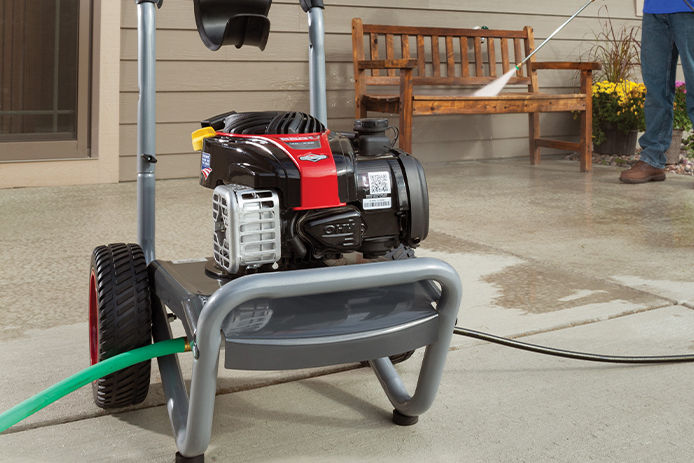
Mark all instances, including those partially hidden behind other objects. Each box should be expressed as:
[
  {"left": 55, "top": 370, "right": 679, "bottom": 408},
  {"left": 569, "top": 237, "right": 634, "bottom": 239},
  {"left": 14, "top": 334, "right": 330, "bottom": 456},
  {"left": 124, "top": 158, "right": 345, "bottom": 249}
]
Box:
[
  {"left": 299, "top": 0, "right": 324, "bottom": 12},
  {"left": 398, "top": 153, "right": 429, "bottom": 245},
  {"left": 301, "top": 207, "right": 363, "bottom": 251},
  {"left": 202, "top": 111, "right": 325, "bottom": 135},
  {"left": 135, "top": 0, "right": 163, "bottom": 7},
  {"left": 193, "top": 0, "right": 272, "bottom": 51},
  {"left": 354, "top": 118, "right": 392, "bottom": 156},
  {"left": 201, "top": 135, "right": 302, "bottom": 207}
]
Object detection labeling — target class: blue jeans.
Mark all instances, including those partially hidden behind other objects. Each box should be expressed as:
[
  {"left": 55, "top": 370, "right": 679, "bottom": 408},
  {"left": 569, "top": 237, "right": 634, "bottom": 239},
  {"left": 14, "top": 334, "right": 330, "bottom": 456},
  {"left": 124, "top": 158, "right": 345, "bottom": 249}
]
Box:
[{"left": 639, "top": 13, "right": 694, "bottom": 169}]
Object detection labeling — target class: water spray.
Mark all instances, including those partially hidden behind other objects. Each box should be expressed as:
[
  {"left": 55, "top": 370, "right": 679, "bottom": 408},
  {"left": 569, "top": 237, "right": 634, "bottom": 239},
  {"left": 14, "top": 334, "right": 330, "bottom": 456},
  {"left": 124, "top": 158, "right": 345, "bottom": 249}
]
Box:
[{"left": 474, "top": 0, "right": 597, "bottom": 97}]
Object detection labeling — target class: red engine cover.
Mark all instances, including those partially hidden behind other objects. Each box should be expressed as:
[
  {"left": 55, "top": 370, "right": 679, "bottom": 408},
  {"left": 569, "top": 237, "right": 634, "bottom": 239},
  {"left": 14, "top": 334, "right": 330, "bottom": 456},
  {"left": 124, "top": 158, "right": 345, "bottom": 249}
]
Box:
[{"left": 216, "top": 131, "right": 345, "bottom": 210}]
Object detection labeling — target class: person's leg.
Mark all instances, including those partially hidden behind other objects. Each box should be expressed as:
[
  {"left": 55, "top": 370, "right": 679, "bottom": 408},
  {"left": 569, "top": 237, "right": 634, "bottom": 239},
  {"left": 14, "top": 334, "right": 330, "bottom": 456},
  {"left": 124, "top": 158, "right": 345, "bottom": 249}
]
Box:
[
  {"left": 670, "top": 13, "right": 694, "bottom": 129},
  {"left": 638, "top": 14, "right": 678, "bottom": 169}
]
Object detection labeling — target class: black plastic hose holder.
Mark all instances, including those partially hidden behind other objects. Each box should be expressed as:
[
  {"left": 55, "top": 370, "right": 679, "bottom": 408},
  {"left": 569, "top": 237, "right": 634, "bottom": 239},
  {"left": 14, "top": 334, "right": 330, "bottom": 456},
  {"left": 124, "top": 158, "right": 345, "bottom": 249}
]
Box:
[{"left": 193, "top": 0, "right": 272, "bottom": 51}]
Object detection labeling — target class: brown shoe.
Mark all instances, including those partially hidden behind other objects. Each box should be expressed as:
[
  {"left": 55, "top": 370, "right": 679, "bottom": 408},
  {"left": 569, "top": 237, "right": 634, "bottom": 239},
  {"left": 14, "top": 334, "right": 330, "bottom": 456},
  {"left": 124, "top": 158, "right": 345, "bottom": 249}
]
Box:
[{"left": 619, "top": 161, "right": 666, "bottom": 184}]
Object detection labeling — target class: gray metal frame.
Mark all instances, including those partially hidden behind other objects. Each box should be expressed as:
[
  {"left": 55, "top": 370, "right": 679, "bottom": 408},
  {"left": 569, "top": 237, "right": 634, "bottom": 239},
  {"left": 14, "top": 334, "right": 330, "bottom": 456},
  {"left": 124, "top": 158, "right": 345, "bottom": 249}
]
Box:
[
  {"left": 137, "top": 1, "right": 157, "bottom": 264},
  {"left": 135, "top": 1, "right": 461, "bottom": 459},
  {"left": 307, "top": 7, "right": 327, "bottom": 126},
  {"left": 152, "top": 258, "right": 461, "bottom": 457}
]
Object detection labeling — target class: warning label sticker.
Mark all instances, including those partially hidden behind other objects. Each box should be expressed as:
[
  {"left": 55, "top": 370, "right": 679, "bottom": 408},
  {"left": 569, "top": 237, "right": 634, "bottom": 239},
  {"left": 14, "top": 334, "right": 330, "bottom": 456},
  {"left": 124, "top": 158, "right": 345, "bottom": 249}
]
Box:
[
  {"left": 368, "top": 171, "right": 391, "bottom": 195},
  {"left": 363, "top": 197, "right": 392, "bottom": 210}
]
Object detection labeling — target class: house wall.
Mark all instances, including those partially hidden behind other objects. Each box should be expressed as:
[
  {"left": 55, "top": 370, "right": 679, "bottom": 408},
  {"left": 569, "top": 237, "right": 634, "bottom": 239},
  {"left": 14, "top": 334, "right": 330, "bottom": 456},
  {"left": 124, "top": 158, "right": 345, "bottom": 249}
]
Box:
[
  {"left": 0, "top": 0, "right": 121, "bottom": 188},
  {"left": 117, "top": 0, "right": 643, "bottom": 181}
]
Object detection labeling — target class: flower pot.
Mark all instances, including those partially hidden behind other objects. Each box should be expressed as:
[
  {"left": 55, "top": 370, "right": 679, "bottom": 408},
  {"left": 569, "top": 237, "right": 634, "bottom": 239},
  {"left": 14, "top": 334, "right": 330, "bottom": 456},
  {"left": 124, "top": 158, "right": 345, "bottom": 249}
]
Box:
[
  {"left": 665, "top": 129, "right": 684, "bottom": 165},
  {"left": 594, "top": 127, "right": 638, "bottom": 156}
]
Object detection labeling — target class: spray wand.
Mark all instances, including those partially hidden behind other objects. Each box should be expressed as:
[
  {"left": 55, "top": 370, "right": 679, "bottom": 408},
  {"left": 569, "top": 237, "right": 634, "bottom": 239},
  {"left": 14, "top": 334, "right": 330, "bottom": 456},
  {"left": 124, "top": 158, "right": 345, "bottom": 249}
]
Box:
[
  {"left": 473, "top": 0, "right": 597, "bottom": 97},
  {"left": 515, "top": 0, "right": 597, "bottom": 71}
]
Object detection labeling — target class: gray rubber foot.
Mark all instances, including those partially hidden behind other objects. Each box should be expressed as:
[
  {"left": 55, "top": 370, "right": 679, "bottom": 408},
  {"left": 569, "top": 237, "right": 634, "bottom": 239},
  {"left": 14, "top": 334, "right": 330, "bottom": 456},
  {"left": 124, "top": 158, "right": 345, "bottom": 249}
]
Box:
[
  {"left": 392, "top": 409, "right": 418, "bottom": 426},
  {"left": 176, "top": 452, "right": 204, "bottom": 463}
]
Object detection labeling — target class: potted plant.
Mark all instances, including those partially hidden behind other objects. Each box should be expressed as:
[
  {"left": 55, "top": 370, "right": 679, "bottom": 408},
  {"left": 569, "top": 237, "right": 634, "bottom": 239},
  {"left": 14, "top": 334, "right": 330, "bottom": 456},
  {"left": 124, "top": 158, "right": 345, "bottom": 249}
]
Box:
[
  {"left": 591, "top": 80, "right": 646, "bottom": 155},
  {"left": 588, "top": 7, "right": 644, "bottom": 155},
  {"left": 665, "top": 81, "right": 691, "bottom": 164}
]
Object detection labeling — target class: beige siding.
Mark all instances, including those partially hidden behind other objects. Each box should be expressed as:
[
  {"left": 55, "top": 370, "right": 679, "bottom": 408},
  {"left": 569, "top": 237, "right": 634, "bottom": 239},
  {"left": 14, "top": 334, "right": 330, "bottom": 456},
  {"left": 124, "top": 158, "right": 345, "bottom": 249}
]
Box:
[{"left": 118, "top": 0, "right": 642, "bottom": 181}]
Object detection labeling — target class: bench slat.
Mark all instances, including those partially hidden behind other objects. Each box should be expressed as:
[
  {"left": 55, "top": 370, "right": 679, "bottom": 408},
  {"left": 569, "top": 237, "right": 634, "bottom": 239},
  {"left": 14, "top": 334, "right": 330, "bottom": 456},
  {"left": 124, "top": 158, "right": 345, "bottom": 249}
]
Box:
[
  {"left": 412, "top": 93, "right": 587, "bottom": 100},
  {"left": 386, "top": 34, "right": 395, "bottom": 77},
  {"left": 362, "top": 24, "right": 527, "bottom": 38},
  {"left": 513, "top": 38, "right": 523, "bottom": 76},
  {"left": 535, "top": 138, "right": 581, "bottom": 151},
  {"left": 416, "top": 35, "right": 425, "bottom": 76},
  {"left": 363, "top": 75, "right": 532, "bottom": 86},
  {"left": 431, "top": 35, "right": 441, "bottom": 78},
  {"left": 370, "top": 33, "right": 379, "bottom": 77},
  {"left": 402, "top": 34, "right": 410, "bottom": 61},
  {"left": 487, "top": 37, "right": 496, "bottom": 77},
  {"left": 524, "top": 27, "right": 539, "bottom": 92},
  {"left": 460, "top": 37, "right": 469, "bottom": 78},
  {"left": 501, "top": 38, "right": 510, "bottom": 74},
  {"left": 364, "top": 93, "right": 587, "bottom": 102},
  {"left": 413, "top": 95, "right": 587, "bottom": 115},
  {"left": 446, "top": 36, "right": 455, "bottom": 78},
  {"left": 473, "top": 37, "right": 483, "bottom": 76}
]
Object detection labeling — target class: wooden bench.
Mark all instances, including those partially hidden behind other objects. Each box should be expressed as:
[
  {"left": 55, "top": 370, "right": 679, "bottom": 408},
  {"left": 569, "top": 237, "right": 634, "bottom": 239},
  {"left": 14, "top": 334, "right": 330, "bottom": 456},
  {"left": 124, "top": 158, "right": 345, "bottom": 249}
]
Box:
[{"left": 351, "top": 18, "right": 601, "bottom": 172}]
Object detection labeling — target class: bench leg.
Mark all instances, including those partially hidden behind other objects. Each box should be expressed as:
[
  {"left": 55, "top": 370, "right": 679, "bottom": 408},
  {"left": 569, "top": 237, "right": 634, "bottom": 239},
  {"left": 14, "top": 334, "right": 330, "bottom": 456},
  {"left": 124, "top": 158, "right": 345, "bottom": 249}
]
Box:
[
  {"left": 398, "top": 107, "right": 413, "bottom": 152},
  {"left": 356, "top": 99, "right": 368, "bottom": 119},
  {"left": 580, "top": 70, "right": 593, "bottom": 172},
  {"left": 398, "top": 70, "right": 414, "bottom": 153},
  {"left": 579, "top": 109, "right": 592, "bottom": 172},
  {"left": 529, "top": 112, "right": 540, "bottom": 165}
]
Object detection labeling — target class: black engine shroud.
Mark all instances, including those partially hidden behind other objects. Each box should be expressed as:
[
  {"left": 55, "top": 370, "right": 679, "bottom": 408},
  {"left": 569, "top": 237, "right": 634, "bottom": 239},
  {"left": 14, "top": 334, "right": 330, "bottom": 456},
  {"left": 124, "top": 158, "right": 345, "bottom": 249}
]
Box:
[{"left": 199, "top": 111, "right": 428, "bottom": 265}]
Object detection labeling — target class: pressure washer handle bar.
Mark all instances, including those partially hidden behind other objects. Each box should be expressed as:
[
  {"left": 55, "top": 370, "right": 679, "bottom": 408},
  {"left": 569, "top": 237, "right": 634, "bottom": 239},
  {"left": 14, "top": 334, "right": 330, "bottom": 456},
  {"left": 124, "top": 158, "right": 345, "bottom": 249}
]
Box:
[{"left": 515, "top": 0, "right": 596, "bottom": 70}]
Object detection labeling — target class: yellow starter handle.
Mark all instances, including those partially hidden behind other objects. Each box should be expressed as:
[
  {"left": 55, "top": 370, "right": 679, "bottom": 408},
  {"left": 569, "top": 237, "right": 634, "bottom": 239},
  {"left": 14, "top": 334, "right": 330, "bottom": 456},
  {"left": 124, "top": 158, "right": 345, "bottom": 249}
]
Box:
[{"left": 191, "top": 127, "right": 217, "bottom": 151}]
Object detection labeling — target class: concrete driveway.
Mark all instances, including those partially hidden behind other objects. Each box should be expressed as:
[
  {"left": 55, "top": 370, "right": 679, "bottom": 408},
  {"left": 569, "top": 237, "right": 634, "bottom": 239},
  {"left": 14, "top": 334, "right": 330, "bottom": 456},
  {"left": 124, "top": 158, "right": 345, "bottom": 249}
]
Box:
[{"left": 1, "top": 158, "right": 692, "bottom": 462}]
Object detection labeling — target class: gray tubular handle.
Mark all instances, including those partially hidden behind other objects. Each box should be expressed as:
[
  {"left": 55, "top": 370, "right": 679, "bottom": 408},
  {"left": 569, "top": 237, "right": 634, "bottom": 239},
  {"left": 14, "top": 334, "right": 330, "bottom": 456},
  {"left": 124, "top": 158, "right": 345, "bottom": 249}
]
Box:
[{"left": 173, "top": 258, "right": 461, "bottom": 456}]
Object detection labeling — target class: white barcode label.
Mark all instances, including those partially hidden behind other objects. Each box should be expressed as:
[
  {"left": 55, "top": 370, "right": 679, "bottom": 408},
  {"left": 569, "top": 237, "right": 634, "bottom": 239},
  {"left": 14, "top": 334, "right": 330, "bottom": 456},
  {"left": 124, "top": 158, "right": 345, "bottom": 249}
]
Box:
[
  {"left": 363, "top": 197, "right": 392, "bottom": 210},
  {"left": 368, "top": 171, "right": 391, "bottom": 195}
]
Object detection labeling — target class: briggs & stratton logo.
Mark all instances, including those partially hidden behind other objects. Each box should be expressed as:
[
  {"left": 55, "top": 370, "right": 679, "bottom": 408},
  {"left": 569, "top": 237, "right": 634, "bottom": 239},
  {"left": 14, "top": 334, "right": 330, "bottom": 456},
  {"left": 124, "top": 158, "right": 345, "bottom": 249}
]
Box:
[{"left": 299, "top": 153, "right": 327, "bottom": 162}]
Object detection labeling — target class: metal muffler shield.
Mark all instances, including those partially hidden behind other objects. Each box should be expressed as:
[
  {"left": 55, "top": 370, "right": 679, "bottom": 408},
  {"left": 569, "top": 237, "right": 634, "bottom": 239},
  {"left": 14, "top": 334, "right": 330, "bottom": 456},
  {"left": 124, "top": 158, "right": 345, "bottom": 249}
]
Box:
[{"left": 212, "top": 184, "right": 281, "bottom": 274}]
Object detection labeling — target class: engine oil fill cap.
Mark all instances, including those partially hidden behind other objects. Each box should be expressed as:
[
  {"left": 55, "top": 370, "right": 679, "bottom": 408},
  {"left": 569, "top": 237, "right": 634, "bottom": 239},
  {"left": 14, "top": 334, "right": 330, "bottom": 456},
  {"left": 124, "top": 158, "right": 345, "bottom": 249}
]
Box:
[{"left": 354, "top": 118, "right": 389, "bottom": 134}]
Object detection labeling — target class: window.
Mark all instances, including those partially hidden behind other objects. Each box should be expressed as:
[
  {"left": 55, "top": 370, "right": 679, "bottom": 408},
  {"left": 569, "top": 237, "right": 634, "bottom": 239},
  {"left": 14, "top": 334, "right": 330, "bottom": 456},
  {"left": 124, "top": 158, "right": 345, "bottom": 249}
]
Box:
[{"left": 0, "top": 0, "right": 91, "bottom": 161}]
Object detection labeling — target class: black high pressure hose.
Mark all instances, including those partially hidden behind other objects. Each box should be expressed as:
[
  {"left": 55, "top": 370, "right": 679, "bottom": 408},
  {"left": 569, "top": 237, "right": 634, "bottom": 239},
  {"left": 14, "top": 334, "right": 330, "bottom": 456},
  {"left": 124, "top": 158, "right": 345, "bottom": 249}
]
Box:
[
  {"left": 419, "top": 280, "right": 694, "bottom": 364},
  {"left": 453, "top": 327, "right": 694, "bottom": 364},
  {"left": 477, "top": 0, "right": 694, "bottom": 365}
]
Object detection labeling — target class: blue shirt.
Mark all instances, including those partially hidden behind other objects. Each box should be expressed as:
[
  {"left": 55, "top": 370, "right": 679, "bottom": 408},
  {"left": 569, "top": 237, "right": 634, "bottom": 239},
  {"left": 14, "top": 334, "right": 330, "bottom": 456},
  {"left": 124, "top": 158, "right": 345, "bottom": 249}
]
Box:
[{"left": 644, "top": 0, "right": 693, "bottom": 13}]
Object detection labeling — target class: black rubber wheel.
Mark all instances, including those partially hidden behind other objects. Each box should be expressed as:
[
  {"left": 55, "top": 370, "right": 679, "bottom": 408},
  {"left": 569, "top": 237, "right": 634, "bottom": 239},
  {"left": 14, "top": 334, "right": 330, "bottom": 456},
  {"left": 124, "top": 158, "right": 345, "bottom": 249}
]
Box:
[{"left": 89, "top": 243, "right": 152, "bottom": 409}]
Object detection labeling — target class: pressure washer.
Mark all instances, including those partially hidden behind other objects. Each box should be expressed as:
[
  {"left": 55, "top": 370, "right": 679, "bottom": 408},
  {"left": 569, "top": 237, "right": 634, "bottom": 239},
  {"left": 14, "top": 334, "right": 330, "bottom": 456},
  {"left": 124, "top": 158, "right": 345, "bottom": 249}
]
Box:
[
  {"left": 87, "top": 1, "right": 460, "bottom": 461},
  {"left": 3, "top": 2, "right": 694, "bottom": 462}
]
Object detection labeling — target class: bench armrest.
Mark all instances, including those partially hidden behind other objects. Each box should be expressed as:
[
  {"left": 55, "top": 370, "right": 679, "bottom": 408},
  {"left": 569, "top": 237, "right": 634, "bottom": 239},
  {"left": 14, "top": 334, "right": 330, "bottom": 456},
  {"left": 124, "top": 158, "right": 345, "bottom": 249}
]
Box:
[
  {"left": 358, "top": 59, "right": 417, "bottom": 70},
  {"left": 531, "top": 61, "right": 602, "bottom": 71}
]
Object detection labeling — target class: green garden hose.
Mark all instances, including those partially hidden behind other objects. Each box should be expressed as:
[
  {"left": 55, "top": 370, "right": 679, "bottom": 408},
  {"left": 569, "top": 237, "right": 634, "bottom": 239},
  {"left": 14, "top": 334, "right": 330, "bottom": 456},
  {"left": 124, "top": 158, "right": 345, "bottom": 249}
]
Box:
[{"left": 0, "top": 337, "right": 190, "bottom": 433}]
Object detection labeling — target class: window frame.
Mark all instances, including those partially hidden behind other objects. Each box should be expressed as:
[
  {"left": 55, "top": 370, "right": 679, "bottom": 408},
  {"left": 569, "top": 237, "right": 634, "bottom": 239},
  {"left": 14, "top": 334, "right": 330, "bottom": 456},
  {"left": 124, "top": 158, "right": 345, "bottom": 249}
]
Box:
[{"left": 0, "top": 0, "right": 92, "bottom": 162}]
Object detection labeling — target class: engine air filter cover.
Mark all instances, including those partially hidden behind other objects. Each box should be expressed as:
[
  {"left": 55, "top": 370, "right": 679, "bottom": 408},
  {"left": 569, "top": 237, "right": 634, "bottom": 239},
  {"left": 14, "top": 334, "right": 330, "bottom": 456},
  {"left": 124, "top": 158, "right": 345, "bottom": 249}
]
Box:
[{"left": 212, "top": 184, "right": 281, "bottom": 274}]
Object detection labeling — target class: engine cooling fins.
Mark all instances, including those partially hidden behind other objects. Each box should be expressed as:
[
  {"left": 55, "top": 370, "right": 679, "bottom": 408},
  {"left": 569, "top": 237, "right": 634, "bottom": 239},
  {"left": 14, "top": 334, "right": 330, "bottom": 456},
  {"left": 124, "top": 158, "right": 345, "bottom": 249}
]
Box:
[{"left": 202, "top": 111, "right": 326, "bottom": 135}]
